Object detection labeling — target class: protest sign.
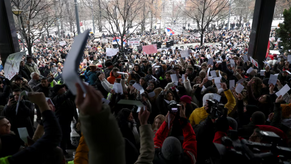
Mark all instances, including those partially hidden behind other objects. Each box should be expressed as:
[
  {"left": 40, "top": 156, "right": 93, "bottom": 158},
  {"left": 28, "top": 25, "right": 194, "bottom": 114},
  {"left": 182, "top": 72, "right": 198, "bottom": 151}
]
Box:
[
  {"left": 59, "top": 41, "right": 66, "bottom": 46},
  {"left": 106, "top": 48, "right": 119, "bottom": 56},
  {"left": 128, "top": 39, "right": 140, "bottom": 46},
  {"left": 142, "top": 44, "right": 157, "bottom": 54},
  {"left": 4, "top": 51, "right": 26, "bottom": 80},
  {"left": 250, "top": 57, "right": 259, "bottom": 68}
]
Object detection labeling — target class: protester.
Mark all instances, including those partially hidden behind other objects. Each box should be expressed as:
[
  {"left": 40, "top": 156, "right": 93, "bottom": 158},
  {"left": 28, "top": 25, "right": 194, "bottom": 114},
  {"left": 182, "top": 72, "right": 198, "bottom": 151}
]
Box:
[{"left": 0, "top": 28, "right": 290, "bottom": 163}]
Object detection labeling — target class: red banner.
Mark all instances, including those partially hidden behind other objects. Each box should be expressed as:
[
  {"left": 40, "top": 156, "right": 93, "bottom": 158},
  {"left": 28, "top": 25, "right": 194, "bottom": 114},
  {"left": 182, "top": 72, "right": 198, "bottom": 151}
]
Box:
[{"left": 266, "top": 40, "right": 270, "bottom": 58}]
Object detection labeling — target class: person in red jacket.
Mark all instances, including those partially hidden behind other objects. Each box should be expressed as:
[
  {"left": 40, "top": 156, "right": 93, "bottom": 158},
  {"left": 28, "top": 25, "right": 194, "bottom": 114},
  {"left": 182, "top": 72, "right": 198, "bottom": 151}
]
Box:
[{"left": 153, "top": 107, "right": 197, "bottom": 164}]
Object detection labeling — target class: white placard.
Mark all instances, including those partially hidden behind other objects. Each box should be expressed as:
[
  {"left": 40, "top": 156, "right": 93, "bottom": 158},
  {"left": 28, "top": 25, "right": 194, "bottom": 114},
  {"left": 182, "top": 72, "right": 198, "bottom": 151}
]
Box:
[
  {"left": 106, "top": 48, "right": 119, "bottom": 56},
  {"left": 4, "top": 51, "right": 26, "bottom": 80},
  {"left": 170, "top": 74, "right": 179, "bottom": 86},
  {"left": 229, "top": 80, "right": 235, "bottom": 90},
  {"left": 288, "top": 55, "right": 291, "bottom": 63},
  {"left": 235, "top": 83, "right": 244, "bottom": 94},
  {"left": 268, "top": 74, "right": 278, "bottom": 85},
  {"left": 276, "top": 84, "right": 291, "bottom": 97},
  {"left": 213, "top": 94, "right": 221, "bottom": 102},
  {"left": 62, "top": 30, "right": 89, "bottom": 95},
  {"left": 113, "top": 83, "right": 123, "bottom": 94},
  {"left": 18, "top": 127, "right": 29, "bottom": 144},
  {"left": 210, "top": 70, "right": 217, "bottom": 77}
]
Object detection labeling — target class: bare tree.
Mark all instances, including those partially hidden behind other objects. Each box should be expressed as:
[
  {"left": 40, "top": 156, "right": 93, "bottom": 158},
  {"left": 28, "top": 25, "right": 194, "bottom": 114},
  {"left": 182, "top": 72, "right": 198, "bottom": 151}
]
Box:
[
  {"left": 100, "top": 0, "right": 146, "bottom": 51},
  {"left": 184, "top": 0, "right": 230, "bottom": 45},
  {"left": 11, "top": 0, "right": 56, "bottom": 55}
]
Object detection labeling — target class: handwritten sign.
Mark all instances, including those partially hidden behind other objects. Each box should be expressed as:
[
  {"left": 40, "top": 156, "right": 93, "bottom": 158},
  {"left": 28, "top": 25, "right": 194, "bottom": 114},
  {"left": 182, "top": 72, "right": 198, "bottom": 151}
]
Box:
[
  {"left": 4, "top": 52, "right": 26, "bottom": 80},
  {"left": 128, "top": 39, "right": 140, "bottom": 46}
]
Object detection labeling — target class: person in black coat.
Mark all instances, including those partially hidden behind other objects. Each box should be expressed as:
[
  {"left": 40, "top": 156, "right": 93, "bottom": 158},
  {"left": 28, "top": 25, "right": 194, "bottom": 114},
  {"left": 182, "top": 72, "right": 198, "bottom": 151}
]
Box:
[
  {"left": 19, "top": 61, "right": 31, "bottom": 81},
  {"left": 52, "top": 84, "right": 78, "bottom": 157},
  {"left": 2, "top": 89, "right": 35, "bottom": 138}
]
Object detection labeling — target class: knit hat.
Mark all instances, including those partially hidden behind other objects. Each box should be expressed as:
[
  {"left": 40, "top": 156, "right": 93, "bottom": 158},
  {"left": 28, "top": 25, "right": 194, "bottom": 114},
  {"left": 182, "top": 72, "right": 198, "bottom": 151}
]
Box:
[
  {"left": 180, "top": 95, "right": 192, "bottom": 104},
  {"left": 227, "top": 117, "right": 238, "bottom": 130},
  {"left": 161, "top": 136, "right": 182, "bottom": 161}
]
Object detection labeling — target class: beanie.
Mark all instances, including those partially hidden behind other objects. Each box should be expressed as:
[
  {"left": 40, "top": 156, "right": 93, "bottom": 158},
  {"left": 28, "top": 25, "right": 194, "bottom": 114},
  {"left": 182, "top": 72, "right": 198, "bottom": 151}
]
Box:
[{"left": 161, "top": 136, "right": 182, "bottom": 161}]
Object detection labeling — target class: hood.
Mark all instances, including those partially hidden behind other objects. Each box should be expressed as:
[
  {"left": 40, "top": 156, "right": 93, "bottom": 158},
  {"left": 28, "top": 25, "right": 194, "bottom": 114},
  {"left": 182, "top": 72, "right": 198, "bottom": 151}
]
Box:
[{"left": 202, "top": 93, "right": 215, "bottom": 106}]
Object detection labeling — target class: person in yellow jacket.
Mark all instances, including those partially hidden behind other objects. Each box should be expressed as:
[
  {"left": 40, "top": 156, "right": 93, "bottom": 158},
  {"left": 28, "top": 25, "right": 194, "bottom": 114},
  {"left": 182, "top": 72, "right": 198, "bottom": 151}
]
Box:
[{"left": 189, "top": 82, "right": 236, "bottom": 126}]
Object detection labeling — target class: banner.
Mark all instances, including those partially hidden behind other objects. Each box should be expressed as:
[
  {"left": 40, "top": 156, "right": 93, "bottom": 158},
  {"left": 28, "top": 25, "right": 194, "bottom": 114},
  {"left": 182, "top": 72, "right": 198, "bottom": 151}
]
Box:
[
  {"left": 128, "top": 39, "right": 140, "bottom": 46},
  {"left": 4, "top": 52, "right": 26, "bottom": 80},
  {"left": 142, "top": 44, "right": 157, "bottom": 54}
]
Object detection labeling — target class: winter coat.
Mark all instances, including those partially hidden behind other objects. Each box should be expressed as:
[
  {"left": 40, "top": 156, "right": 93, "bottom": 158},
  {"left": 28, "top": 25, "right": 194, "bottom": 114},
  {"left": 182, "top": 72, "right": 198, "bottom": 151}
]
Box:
[
  {"left": 153, "top": 119, "right": 197, "bottom": 164},
  {"left": 25, "top": 63, "right": 40, "bottom": 75},
  {"left": 86, "top": 71, "right": 97, "bottom": 85},
  {"left": 74, "top": 135, "right": 89, "bottom": 164},
  {"left": 107, "top": 71, "right": 122, "bottom": 84},
  {"left": 79, "top": 104, "right": 126, "bottom": 164}
]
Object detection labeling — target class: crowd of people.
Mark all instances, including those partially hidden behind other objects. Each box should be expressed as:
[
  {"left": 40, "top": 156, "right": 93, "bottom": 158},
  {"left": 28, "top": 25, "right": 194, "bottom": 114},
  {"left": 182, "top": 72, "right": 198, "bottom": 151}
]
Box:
[{"left": 0, "top": 27, "right": 290, "bottom": 164}]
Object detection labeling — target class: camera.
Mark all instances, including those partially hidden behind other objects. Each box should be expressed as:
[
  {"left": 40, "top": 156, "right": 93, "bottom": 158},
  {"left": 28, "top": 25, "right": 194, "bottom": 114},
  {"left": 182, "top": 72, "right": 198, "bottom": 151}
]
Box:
[
  {"left": 168, "top": 101, "right": 181, "bottom": 115},
  {"left": 207, "top": 99, "right": 224, "bottom": 118},
  {"left": 210, "top": 130, "right": 291, "bottom": 164}
]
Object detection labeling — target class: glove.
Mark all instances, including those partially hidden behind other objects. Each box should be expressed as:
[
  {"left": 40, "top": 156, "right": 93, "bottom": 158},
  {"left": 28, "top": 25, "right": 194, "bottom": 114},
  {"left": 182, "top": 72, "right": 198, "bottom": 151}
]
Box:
[{"left": 165, "top": 82, "right": 175, "bottom": 91}]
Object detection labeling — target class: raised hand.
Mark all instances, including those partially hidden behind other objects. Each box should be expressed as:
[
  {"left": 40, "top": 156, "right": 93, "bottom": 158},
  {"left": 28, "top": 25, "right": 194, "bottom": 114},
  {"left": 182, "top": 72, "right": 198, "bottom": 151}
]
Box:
[{"left": 75, "top": 83, "right": 103, "bottom": 115}]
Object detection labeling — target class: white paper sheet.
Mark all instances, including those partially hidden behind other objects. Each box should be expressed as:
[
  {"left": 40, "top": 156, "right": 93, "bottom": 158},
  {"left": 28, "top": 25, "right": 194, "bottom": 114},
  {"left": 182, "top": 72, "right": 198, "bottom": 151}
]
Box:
[
  {"left": 268, "top": 74, "right": 278, "bottom": 85},
  {"left": 170, "top": 74, "right": 179, "bottom": 86},
  {"left": 235, "top": 83, "right": 244, "bottom": 94},
  {"left": 214, "top": 77, "right": 221, "bottom": 84},
  {"left": 18, "top": 127, "right": 29, "bottom": 144},
  {"left": 243, "top": 55, "right": 249, "bottom": 62},
  {"left": 113, "top": 83, "right": 123, "bottom": 94},
  {"left": 230, "top": 59, "right": 235, "bottom": 67},
  {"left": 62, "top": 30, "right": 90, "bottom": 95},
  {"left": 182, "top": 74, "right": 186, "bottom": 83},
  {"left": 132, "top": 83, "right": 144, "bottom": 94},
  {"left": 288, "top": 55, "right": 291, "bottom": 63},
  {"left": 213, "top": 94, "right": 221, "bottom": 102},
  {"left": 275, "top": 84, "right": 291, "bottom": 97},
  {"left": 246, "top": 67, "right": 254, "bottom": 74},
  {"left": 210, "top": 70, "right": 217, "bottom": 77},
  {"left": 229, "top": 80, "right": 235, "bottom": 90}
]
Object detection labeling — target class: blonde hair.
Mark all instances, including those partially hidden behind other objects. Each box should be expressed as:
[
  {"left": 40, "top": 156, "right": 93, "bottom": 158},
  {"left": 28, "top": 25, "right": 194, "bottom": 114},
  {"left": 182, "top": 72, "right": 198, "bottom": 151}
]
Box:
[{"left": 151, "top": 114, "right": 165, "bottom": 130}]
